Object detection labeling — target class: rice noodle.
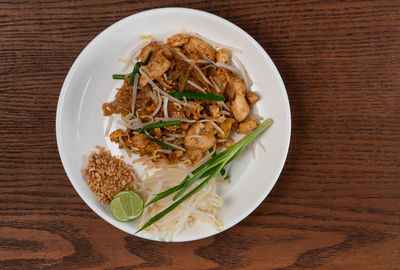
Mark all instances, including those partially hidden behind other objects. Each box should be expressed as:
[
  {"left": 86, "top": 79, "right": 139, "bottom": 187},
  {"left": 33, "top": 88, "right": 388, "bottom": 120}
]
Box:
[
  {"left": 150, "top": 91, "right": 162, "bottom": 118},
  {"left": 186, "top": 134, "right": 208, "bottom": 139},
  {"left": 139, "top": 68, "right": 195, "bottom": 108},
  {"left": 155, "top": 149, "right": 173, "bottom": 155},
  {"left": 218, "top": 101, "right": 231, "bottom": 112},
  {"left": 164, "top": 133, "right": 185, "bottom": 138},
  {"left": 118, "top": 58, "right": 136, "bottom": 67},
  {"left": 257, "top": 140, "right": 267, "bottom": 154},
  {"left": 172, "top": 48, "right": 192, "bottom": 63},
  {"left": 131, "top": 73, "right": 139, "bottom": 114},
  {"left": 201, "top": 119, "right": 225, "bottom": 136},
  {"left": 163, "top": 141, "right": 186, "bottom": 151},
  {"left": 187, "top": 80, "right": 207, "bottom": 94},
  {"left": 104, "top": 116, "right": 113, "bottom": 137},
  {"left": 136, "top": 109, "right": 142, "bottom": 125},
  {"left": 195, "top": 59, "right": 210, "bottom": 64},
  {"left": 193, "top": 65, "right": 214, "bottom": 88},
  {"left": 184, "top": 32, "right": 243, "bottom": 53},
  {"left": 119, "top": 137, "right": 132, "bottom": 157},
  {"left": 162, "top": 136, "right": 177, "bottom": 142},
  {"left": 205, "top": 57, "right": 243, "bottom": 77},
  {"left": 209, "top": 76, "right": 221, "bottom": 93},
  {"left": 248, "top": 144, "right": 256, "bottom": 159},
  {"left": 155, "top": 117, "right": 196, "bottom": 123},
  {"left": 122, "top": 40, "right": 151, "bottom": 71},
  {"left": 247, "top": 113, "right": 264, "bottom": 121},
  {"left": 163, "top": 96, "right": 169, "bottom": 118},
  {"left": 178, "top": 163, "right": 194, "bottom": 177},
  {"left": 209, "top": 120, "right": 225, "bottom": 136},
  {"left": 202, "top": 64, "right": 215, "bottom": 70},
  {"left": 233, "top": 55, "right": 252, "bottom": 89}
]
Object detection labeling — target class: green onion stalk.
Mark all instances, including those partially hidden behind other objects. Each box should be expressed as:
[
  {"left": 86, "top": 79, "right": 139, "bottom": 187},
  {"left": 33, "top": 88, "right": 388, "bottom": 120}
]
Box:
[{"left": 136, "top": 118, "right": 273, "bottom": 233}]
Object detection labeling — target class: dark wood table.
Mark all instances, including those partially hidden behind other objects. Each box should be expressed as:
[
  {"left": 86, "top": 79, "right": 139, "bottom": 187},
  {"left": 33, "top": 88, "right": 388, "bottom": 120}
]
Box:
[{"left": 1, "top": 1, "right": 399, "bottom": 269}]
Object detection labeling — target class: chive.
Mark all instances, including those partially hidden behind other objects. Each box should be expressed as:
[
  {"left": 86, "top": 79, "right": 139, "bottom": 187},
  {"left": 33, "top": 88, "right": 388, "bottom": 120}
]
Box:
[
  {"left": 113, "top": 52, "right": 152, "bottom": 82},
  {"left": 136, "top": 118, "right": 273, "bottom": 233},
  {"left": 129, "top": 62, "right": 141, "bottom": 86},
  {"left": 129, "top": 51, "right": 153, "bottom": 86},
  {"left": 169, "top": 92, "right": 225, "bottom": 101},
  {"left": 181, "top": 73, "right": 189, "bottom": 91},
  {"left": 209, "top": 146, "right": 227, "bottom": 177},
  {"left": 142, "top": 51, "right": 152, "bottom": 65},
  {"left": 142, "top": 130, "right": 183, "bottom": 151},
  {"left": 112, "top": 74, "right": 129, "bottom": 80},
  {"left": 137, "top": 120, "right": 181, "bottom": 133}
]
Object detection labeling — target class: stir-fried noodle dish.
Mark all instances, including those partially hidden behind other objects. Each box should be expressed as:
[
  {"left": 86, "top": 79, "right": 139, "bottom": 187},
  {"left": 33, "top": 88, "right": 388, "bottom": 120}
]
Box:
[{"left": 82, "top": 33, "right": 273, "bottom": 240}]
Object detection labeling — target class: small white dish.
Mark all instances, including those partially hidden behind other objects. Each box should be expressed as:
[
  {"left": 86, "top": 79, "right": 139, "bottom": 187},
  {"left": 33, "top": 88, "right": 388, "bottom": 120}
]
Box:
[{"left": 56, "top": 7, "right": 291, "bottom": 242}]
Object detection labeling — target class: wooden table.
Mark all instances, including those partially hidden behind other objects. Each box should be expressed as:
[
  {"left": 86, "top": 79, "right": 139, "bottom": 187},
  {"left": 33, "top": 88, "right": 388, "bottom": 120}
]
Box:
[{"left": 1, "top": 1, "right": 399, "bottom": 269}]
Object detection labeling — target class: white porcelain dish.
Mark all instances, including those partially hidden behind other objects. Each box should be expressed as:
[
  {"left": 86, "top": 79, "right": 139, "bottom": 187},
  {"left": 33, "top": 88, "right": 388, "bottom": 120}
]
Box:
[{"left": 56, "top": 7, "right": 291, "bottom": 242}]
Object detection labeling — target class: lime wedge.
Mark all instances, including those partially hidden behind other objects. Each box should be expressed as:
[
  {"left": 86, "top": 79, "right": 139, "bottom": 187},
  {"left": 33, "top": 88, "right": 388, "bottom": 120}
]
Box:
[{"left": 110, "top": 190, "right": 144, "bottom": 222}]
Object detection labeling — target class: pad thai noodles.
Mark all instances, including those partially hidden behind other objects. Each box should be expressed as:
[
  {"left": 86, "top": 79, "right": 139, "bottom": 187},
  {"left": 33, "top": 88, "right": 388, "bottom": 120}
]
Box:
[
  {"left": 82, "top": 33, "right": 272, "bottom": 240},
  {"left": 103, "top": 33, "right": 259, "bottom": 166}
]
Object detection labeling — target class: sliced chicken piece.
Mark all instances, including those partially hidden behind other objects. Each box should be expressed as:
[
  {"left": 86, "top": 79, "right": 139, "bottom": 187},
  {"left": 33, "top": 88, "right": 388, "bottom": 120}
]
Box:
[
  {"left": 246, "top": 92, "right": 259, "bottom": 105},
  {"left": 139, "top": 49, "right": 171, "bottom": 87},
  {"left": 184, "top": 122, "right": 216, "bottom": 151},
  {"left": 225, "top": 75, "right": 246, "bottom": 100},
  {"left": 167, "top": 33, "right": 189, "bottom": 47},
  {"left": 216, "top": 48, "right": 229, "bottom": 64},
  {"left": 237, "top": 120, "right": 257, "bottom": 134},
  {"left": 231, "top": 91, "right": 250, "bottom": 122},
  {"left": 183, "top": 36, "right": 216, "bottom": 60}
]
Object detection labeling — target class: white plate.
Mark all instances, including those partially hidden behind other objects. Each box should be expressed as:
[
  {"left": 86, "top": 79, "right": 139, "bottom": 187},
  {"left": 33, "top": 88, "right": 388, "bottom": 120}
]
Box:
[{"left": 56, "top": 7, "right": 291, "bottom": 242}]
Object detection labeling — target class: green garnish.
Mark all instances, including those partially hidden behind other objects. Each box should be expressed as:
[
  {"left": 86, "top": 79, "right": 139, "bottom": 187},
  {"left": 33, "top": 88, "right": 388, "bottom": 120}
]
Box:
[
  {"left": 181, "top": 73, "right": 189, "bottom": 91},
  {"left": 129, "top": 62, "right": 141, "bottom": 86},
  {"left": 136, "top": 118, "right": 273, "bottom": 233},
  {"left": 169, "top": 92, "right": 225, "bottom": 101},
  {"left": 142, "top": 130, "right": 183, "bottom": 151},
  {"left": 111, "top": 51, "right": 153, "bottom": 84},
  {"left": 136, "top": 121, "right": 182, "bottom": 151},
  {"left": 142, "top": 51, "right": 152, "bottom": 65},
  {"left": 209, "top": 146, "right": 228, "bottom": 178},
  {"left": 112, "top": 74, "right": 130, "bottom": 80},
  {"left": 137, "top": 120, "right": 181, "bottom": 133}
]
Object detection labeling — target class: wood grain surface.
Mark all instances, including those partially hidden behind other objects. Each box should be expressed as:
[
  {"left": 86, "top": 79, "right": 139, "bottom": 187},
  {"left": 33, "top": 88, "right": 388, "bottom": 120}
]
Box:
[{"left": 1, "top": 1, "right": 399, "bottom": 269}]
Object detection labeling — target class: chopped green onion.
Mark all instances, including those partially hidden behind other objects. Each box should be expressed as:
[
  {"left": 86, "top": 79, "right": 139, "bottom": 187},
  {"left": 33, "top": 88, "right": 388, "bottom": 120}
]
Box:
[
  {"left": 113, "top": 52, "right": 153, "bottom": 82},
  {"left": 137, "top": 120, "right": 182, "bottom": 133},
  {"left": 142, "top": 51, "right": 153, "bottom": 65},
  {"left": 136, "top": 118, "right": 273, "bottom": 233},
  {"left": 112, "top": 74, "right": 129, "bottom": 80},
  {"left": 129, "top": 62, "right": 141, "bottom": 86},
  {"left": 142, "top": 130, "right": 183, "bottom": 151},
  {"left": 129, "top": 51, "right": 153, "bottom": 86},
  {"left": 169, "top": 92, "right": 225, "bottom": 101}
]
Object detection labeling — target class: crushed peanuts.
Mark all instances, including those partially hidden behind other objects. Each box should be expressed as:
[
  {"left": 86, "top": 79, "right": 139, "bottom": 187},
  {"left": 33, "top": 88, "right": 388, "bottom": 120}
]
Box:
[{"left": 82, "top": 146, "right": 136, "bottom": 204}]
